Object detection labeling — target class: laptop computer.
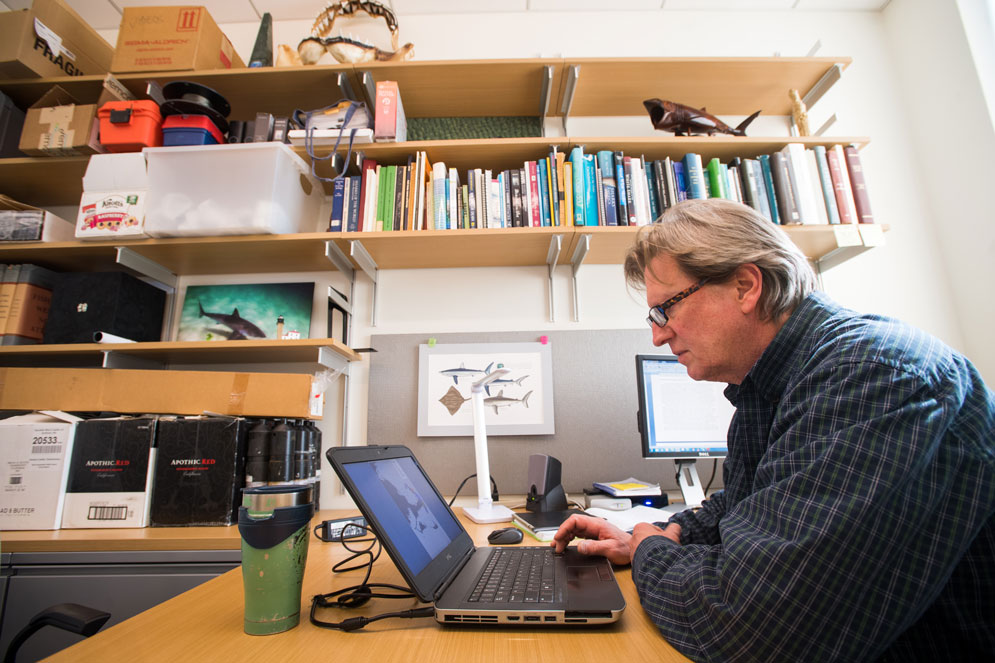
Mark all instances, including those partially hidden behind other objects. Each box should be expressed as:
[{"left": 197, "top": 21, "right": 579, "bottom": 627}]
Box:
[{"left": 326, "top": 445, "right": 626, "bottom": 626}]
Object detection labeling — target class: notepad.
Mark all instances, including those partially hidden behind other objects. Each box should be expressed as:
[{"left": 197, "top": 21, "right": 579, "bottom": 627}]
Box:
[{"left": 592, "top": 478, "right": 662, "bottom": 497}]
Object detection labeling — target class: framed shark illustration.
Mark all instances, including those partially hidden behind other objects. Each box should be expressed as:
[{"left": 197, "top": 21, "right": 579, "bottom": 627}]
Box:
[
  {"left": 417, "top": 342, "right": 554, "bottom": 437},
  {"left": 177, "top": 282, "right": 315, "bottom": 341}
]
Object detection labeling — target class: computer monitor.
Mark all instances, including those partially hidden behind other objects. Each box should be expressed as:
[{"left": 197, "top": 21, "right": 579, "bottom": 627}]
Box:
[{"left": 635, "top": 354, "right": 735, "bottom": 509}]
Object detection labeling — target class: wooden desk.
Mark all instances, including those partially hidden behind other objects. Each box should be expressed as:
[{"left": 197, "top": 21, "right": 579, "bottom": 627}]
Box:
[{"left": 37, "top": 510, "right": 690, "bottom": 662}]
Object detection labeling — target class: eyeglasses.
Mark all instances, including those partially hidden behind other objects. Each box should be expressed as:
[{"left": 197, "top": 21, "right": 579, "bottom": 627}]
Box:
[{"left": 646, "top": 279, "right": 708, "bottom": 329}]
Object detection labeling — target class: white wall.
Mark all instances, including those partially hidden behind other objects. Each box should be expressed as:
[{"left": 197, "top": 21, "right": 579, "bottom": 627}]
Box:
[{"left": 78, "top": 1, "right": 992, "bottom": 506}]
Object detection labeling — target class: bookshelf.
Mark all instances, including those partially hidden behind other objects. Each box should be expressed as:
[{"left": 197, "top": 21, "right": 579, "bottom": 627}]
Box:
[{"left": 0, "top": 56, "right": 885, "bottom": 336}]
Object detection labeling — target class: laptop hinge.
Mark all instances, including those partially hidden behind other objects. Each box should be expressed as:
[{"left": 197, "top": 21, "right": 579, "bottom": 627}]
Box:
[{"left": 434, "top": 548, "right": 474, "bottom": 602}]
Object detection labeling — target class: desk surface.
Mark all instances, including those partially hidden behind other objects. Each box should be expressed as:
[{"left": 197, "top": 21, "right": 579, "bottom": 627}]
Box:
[{"left": 38, "top": 510, "right": 690, "bottom": 663}]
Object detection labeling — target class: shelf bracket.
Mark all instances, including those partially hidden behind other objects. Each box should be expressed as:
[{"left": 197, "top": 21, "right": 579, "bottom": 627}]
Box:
[
  {"left": 802, "top": 64, "right": 843, "bottom": 110},
  {"left": 349, "top": 240, "right": 380, "bottom": 327},
  {"left": 115, "top": 247, "right": 178, "bottom": 341},
  {"left": 814, "top": 113, "right": 838, "bottom": 137},
  {"left": 570, "top": 234, "right": 590, "bottom": 322},
  {"left": 337, "top": 72, "right": 357, "bottom": 102},
  {"left": 539, "top": 65, "right": 553, "bottom": 138},
  {"left": 360, "top": 71, "right": 376, "bottom": 107},
  {"left": 317, "top": 346, "right": 351, "bottom": 375},
  {"left": 560, "top": 65, "right": 580, "bottom": 135},
  {"left": 101, "top": 351, "right": 162, "bottom": 370},
  {"left": 545, "top": 234, "right": 562, "bottom": 322}
]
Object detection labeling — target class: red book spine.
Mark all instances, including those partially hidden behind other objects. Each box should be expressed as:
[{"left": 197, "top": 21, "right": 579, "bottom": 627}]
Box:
[
  {"left": 843, "top": 145, "right": 873, "bottom": 223},
  {"left": 825, "top": 148, "right": 854, "bottom": 224},
  {"left": 528, "top": 160, "right": 541, "bottom": 227}
]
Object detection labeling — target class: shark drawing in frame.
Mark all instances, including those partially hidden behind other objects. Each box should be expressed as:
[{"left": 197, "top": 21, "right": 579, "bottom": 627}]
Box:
[
  {"left": 643, "top": 98, "right": 761, "bottom": 137},
  {"left": 482, "top": 373, "right": 529, "bottom": 396},
  {"left": 484, "top": 390, "right": 532, "bottom": 415},
  {"left": 199, "top": 301, "right": 266, "bottom": 340},
  {"left": 439, "top": 361, "right": 493, "bottom": 385}
]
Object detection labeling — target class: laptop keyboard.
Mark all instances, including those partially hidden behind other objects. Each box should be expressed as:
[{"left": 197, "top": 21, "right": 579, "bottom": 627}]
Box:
[{"left": 468, "top": 547, "right": 556, "bottom": 603}]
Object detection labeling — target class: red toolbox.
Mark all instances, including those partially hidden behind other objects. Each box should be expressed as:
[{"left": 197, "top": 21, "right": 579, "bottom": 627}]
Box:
[
  {"left": 162, "top": 114, "right": 224, "bottom": 146},
  {"left": 98, "top": 100, "right": 162, "bottom": 152}
]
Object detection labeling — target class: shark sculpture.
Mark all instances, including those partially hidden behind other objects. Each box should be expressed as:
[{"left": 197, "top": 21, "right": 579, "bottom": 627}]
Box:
[
  {"left": 439, "top": 362, "right": 494, "bottom": 385},
  {"left": 199, "top": 301, "right": 266, "bottom": 340},
  {"left": 484, "top": 390, "right": 532, "bottom": 415},
  {"left": 643, "top": 98, "right": 761, "bottom": 137}
]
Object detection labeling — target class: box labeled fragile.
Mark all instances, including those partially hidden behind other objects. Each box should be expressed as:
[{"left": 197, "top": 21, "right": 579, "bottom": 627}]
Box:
[
  {"left": 0, "top": 0, "right": 114, "bottom": 79},
  {"left": 61, "top": 416, "right": 158, "bottom": 528},
  {"left": 0, "top": 410, "right": 80, "bottom": 530},
  {"left": 111, "top": 6, "right": 244, "bottom": 73}
]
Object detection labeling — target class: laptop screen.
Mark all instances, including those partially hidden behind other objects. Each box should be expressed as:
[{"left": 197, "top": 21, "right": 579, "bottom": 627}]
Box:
[{"left": 341, "top": 455, "right": 464, "bottom": 575}]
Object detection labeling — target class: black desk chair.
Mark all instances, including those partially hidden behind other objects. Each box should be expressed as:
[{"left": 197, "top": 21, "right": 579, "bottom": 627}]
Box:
[{"left": 4, "top": 603, "right": 110, "bottom": 663}]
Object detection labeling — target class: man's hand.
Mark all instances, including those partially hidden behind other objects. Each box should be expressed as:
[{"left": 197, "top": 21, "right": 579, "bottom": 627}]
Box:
[
  {"left": 630, "top": 521, "right": 681, "bottom": 562},
  {"left": 550, "top": 514, "right": 633, "bottom": 566}
]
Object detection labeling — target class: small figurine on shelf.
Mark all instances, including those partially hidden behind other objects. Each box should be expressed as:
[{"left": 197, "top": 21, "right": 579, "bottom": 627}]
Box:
[
  {"left": 789, "top": 89, "right": 811, "bottom": 136},
  {"left": 643, "top": 98, "right": 761, "bottom": 137},
  {"left": 276, "top": 0, "right": 414, "bottom": 66}
]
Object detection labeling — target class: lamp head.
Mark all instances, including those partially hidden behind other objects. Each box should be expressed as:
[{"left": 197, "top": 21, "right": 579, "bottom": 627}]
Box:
[{"left": 471, "top": 368, "right": 510, "bottom": 393}]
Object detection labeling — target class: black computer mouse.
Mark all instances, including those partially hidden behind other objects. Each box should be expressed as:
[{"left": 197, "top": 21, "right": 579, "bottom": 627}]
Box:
[{"left": 487, "top": 527, "right": 523, "bottom": 545}]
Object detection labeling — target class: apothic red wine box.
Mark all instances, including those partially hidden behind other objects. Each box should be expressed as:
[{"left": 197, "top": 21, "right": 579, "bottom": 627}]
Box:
[
  {"left": 0, "top": 410, "right": 80, "bottom": 530},
  {"left": 61, "top": 416, "right": 157, "bottom": 528},
  {"left": 150, "top": 416, "right": 248, "bottom": 526}
]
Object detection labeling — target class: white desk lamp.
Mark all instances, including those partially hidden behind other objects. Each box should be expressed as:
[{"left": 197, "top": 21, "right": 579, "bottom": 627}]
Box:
[{"left": 462, "top": 368, "right": 515, "bottom": 524}]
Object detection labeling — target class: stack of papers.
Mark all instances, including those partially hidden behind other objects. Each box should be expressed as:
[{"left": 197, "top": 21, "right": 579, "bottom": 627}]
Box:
[
  {"left": 287, "top": 128, "right": 374, "bottom": 146},
  {"left": 592, "top": 478, "right": 662, "bottom": 497},
  {"left": 585, "top": 505, "right": 678, "bottom": 533}
]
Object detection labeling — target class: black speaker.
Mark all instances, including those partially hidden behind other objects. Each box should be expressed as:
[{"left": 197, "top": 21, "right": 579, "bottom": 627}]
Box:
[
  {"left": 525, "top": 454, "right": 568, "bottom": 513},
  {"left": 43, "top": 272, "right": 166, "bottom": 344}
]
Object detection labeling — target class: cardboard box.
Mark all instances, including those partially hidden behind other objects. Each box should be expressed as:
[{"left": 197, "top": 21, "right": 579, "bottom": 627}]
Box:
[
  {"left": 0, "top": 0, "right": 114, "bottom": 79},
  {"left": 0, "top": 195, "right": 75, "bottom": 241},
  {"left": 111, "top": 6, "right": 245, "bottom": 73},
  {"left": 18, "top": 77, "right": 130, "bottom": 156},
  {"left": 150, "top": 416, "right": 247, "bottom": 526},
  {"left": 61, "top": 416, "right": 158, "bottom": 528},
  {"left": 0, "top": 410, "right": 80, "bottom": 530},
  {"left": 0, "top": 367, "right": 323, "bottom": 418},
  {"left": 76, "top": 153, "right": 151, "bottom": 240}
]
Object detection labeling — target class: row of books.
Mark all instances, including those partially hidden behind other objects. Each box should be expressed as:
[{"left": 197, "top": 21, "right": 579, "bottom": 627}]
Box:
[
  {"left": 325, "top": 143, "right": 874, "bottom": 233},
  {"left": 0, "top": 263, "right": 57, "bottom": 345}
]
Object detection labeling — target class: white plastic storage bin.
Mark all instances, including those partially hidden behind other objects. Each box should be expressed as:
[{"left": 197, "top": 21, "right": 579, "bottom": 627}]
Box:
[{"left": 143, "top": 143, "right": 323, "bottom": 237}]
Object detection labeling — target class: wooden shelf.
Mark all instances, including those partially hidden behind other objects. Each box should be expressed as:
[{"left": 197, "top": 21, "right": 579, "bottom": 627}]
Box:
[
  {"left": 0, "top": 233, "right": 352, "bottom": 275},
  {"left": 0, "top": 338, "right": 361, "bottom": 368},
  {"left": 558, "top": 57, "right": 850, "bottom": 117},
  {"left": 0, "top": 224, "right": 887, "bottom": 276}
]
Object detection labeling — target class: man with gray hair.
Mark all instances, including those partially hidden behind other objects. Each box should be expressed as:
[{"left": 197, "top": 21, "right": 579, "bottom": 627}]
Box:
[{"left": 553, "top": 199, "right": 994, "bottom": 661}]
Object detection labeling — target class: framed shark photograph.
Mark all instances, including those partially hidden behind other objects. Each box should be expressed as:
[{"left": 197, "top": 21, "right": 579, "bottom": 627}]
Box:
[
  {"left": 417, "top": 341, "right": 554, "bottom": 437},
  {"left": 177, "top": 282, "right": 315, "bottom": 341}
]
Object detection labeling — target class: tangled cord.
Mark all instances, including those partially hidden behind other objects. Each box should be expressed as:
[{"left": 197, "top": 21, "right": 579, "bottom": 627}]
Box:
[{"left": 309, "top": 521, "right": 434, "bottom": 631}]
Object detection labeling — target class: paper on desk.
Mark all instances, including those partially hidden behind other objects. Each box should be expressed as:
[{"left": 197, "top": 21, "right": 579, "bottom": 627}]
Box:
[{"left": 585, "top": 505, "right": 677, "bottom": 533}]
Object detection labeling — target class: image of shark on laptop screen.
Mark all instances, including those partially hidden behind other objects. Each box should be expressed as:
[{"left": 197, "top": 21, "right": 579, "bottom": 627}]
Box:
[{"left": 327, "top": 445, "right": 626, "bottom": 626}]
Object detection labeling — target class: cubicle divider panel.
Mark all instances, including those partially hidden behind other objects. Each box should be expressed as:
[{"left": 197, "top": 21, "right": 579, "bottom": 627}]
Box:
[{"left": 368, "top": 329, "right": 723, "bottom": 499}]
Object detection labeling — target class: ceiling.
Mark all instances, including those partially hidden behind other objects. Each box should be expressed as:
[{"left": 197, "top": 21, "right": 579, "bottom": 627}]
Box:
[{"left": 0, "top": 0, "right": 893, "bottom": 30}]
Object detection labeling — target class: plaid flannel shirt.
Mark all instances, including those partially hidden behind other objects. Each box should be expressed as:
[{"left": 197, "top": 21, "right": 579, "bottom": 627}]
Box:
[{"left": 632, "top": 291, "right": 995, "bottom": 662}]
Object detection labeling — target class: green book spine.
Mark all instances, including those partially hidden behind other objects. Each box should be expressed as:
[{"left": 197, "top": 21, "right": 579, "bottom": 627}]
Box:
[{"left": 706, "top": 158, "right": 728, "bottom": 199}]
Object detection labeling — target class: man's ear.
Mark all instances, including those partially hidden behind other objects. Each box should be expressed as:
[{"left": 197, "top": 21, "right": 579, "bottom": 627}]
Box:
[{"left": 732, "top": 263, "right": 764, "bottom": 315}]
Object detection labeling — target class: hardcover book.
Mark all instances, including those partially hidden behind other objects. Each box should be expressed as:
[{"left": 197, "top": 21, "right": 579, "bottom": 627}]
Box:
[
  {"left": 844, "top": 145, "right": 874, "bottom": 223},
  {"left": 682, "top": 153, "right": 707, "bottom": 200},
  {"left": 770, "top": 151, "right": 801, "bottom": 224},
  {"left": 757, "top": 155, "right": 780, "bottom": 224},
  {"left": 569, "top": 147, "right": 586, "bottom": 226},
  {"left": 827, "top": 145, "right": 857, "bottom": 224},
  {"left": 614, "top": 151, "right": 630, "bottom": 225},
  {"left": 596, "top": 150, "right": 619, "bottom": 226},
  {"left": 812, "top": 146, "right": 841, "bottom": 224}
]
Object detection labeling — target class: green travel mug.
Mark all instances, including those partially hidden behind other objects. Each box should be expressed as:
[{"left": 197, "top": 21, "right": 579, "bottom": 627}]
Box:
[{"left": 238, "top": 485, "right": 314, "bottom": 635}]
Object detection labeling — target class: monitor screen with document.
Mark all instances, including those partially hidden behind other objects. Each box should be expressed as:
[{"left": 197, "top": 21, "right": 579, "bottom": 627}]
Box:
[{"left": 635, "top": 354, "right": 734, "bottom": 460}]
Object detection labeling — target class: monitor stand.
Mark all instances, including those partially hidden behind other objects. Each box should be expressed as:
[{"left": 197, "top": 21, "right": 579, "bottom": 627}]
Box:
[{"left": 674, "top": 459, "right": 706, "bottom": 510}]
